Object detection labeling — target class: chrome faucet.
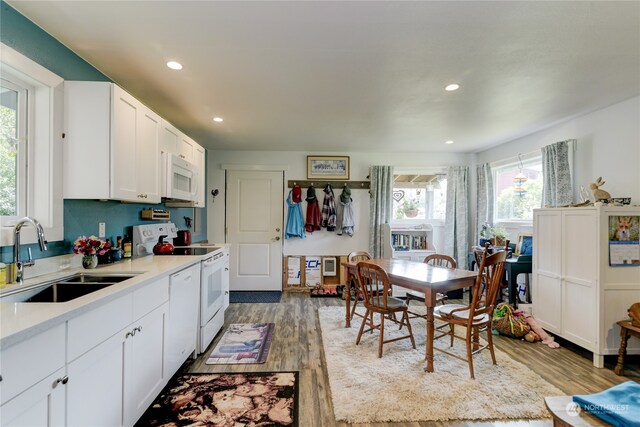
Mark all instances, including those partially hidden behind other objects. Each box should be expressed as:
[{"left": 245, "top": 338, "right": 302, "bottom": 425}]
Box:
[{"left": 13, "top": 217, "right": 48, "bottom": 283}]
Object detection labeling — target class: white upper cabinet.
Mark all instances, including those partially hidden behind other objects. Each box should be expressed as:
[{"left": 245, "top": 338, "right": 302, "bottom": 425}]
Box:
[
  {"left": 64, "top": 82, "right": 161, "bottom": 203},
  {"left": 179, "top": 135, "right": 195, "bottom": 163},
  {"left": 194, "top": 145, "right": 206, "bottom": 207}
]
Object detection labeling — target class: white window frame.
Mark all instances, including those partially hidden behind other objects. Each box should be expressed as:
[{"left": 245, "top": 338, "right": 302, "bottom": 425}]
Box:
[
  {"left": 491, "top": 152, "right": 543, "bottom": 226},
  {"left": 391, "top": 166, "right": 447, "bottom": 227},
  {"left": 0, "top": 76, "right": 29, "bottom": 219},
  {"left": 0, "top": 43, "right": 64, "bottom": 247}
]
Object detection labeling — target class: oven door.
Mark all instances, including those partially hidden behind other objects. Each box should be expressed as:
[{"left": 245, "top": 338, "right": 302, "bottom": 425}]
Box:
[{"left": 200, "top": 254, "right": 225, "bottom": 326}]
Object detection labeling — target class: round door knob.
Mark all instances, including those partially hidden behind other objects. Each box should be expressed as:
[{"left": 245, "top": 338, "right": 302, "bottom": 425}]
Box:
[
  {"left": 275, "top": 236, "right": 281, "bottom": 241},
  {"left": 276, "top": 228, "right": 281, "bottom": 232}
]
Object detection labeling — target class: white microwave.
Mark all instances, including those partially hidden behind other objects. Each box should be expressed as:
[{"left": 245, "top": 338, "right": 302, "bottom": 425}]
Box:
[{"left": 161, "top": 153, "right": 199, "bottom": 201}]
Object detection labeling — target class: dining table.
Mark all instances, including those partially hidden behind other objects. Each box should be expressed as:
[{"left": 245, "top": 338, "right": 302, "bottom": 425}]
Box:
[{"left": 341, "top": 258, "right": 478, "bottom": 373}]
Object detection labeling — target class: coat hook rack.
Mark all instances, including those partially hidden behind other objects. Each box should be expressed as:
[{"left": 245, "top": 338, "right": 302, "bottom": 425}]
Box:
[{"left": 287, "top": 180, "right": 369, "bottom": 189}]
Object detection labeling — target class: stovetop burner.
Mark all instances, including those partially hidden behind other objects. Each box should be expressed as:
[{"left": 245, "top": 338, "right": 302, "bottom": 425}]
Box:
[{"left": 172, "top": 246, "right": 221, "bottom": 256}]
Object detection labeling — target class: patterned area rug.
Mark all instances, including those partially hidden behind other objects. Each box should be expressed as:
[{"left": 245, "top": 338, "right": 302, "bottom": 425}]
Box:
[
  {"left": 230, "top": 291, "right": 282, "bottom": 303},
  {"left": 206, "top": 323, "right": 275, "bottom": 364},
  {"left": 136, "top": 372, "right": 298, "bottom": 426},
  {"left": 319, "top": 306, "right": 563, "bottom": 423}
]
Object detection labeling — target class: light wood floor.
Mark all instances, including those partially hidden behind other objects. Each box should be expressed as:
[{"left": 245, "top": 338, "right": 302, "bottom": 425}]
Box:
[{"left": 185, "top": 292, "right": 639, "bottom": 427}]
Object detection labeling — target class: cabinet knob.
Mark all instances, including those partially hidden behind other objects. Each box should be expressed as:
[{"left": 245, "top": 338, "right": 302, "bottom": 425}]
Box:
[
  {"left": 54, "top": 375, "right": 69, "bottom": 387},
  {"left": 225, "top": 267, "right": 229, "bottom": 271}
]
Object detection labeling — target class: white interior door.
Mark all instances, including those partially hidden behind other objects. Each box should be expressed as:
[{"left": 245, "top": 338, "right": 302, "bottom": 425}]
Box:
[{"left": 226, "top": 170, "right": 283, "bottom": 291}]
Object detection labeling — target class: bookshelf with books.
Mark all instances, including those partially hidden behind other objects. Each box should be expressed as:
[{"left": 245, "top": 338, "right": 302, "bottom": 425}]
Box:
[{"left": 383, "top": 223, "right": 435, "bottom": 262}]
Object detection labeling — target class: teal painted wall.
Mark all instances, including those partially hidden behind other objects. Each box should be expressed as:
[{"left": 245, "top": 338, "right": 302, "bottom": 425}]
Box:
[{"left": 0, "top": 1, "right": 207, "bottom": 263}]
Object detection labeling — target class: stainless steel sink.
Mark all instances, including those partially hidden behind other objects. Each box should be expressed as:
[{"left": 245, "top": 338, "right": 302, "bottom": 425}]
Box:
[{"left": 1, "top": 273, "right": 141, "bottom": 303}]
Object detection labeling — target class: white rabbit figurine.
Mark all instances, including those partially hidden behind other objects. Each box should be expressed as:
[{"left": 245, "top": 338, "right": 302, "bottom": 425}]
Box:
[{"left": 590, "top": 177, "right": 611, "bottom": 201}]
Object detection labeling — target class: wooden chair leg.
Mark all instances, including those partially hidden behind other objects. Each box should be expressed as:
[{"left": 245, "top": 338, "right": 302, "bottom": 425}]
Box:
[
  {"left": 378, "top": 313, "right": 385, "bottom": 358},
  {"left": 472, "top": 326, "right": 480, "bottom": 351},
  {"left": 369, "top": 311, "right": 374, "bottom": 334},
  {"left": 355, "top": 308, "right": 369, "bottom": 345},
  {"left": 466, "top": 325, "right": 475, "bottom": 379},
  {"left": 404, "top": 311, "right": 416, "bottom": 349},
  {"left": 615, "top": 329, "right": 630, "bottom": 376},
  {"left": 449, "top": 324, "right": 455, "bottom": 347},
  {"left": 486, "top": 326, "right": 497, "bottom": 365}
]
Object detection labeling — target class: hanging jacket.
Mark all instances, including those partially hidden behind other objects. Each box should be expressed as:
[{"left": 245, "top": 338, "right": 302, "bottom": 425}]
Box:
[
  {"left": 321, "top": 184, "right": 336, "bottom": 231},
  {"left": 305, "top": 186, "right": 321, "bottom": 233},
  {"left": 285, "top": 189, "right": 305, "bottom": 239},
  {"left": 337, "top": 186, "right": 355, "bottom": 236}
]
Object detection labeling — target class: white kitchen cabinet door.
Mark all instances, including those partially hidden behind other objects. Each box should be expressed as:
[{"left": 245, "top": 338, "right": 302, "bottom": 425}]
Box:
[
  {"left": 533, "top": 210, "right": 562, "bottom": 333},
  {"left": 223, "top": 251, "right": 230, "bottom": 311},
  {"left": 0, "top": 368, "right": 66, "bottom": 427},
  {"left": 137, "top": 107, "right": 161, "bottom": 203},
  {"left": 166, "top": 265, "right": 200, "bottom": 375},
  {"left": 66, "top": 330, "right": 126, "bottom": 427},
  {"left": 194, "top": 144, "right": 206, "bottom": 207},
  {"left": 111, "top": 84, "right": 139, "bottom": 202},
  {"left": 124, "top": 303, "right": 169, "bottom": 427},
  {"left": 178, "top": 135, "right": 195, "bottom": 162},
  {"left": 160, "top": 119, "right": 179, "bottom": 155}
]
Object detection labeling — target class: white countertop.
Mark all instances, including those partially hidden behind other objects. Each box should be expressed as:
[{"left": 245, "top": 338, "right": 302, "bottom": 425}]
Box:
[{"left": 0, "top": 249, "right": 225, "bottom": 348}]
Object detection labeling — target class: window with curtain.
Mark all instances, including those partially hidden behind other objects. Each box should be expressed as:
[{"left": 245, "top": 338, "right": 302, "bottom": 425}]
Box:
[
  {"left": 392, "top": 173, "right": 447, "bottom": 223},
  {"left": 493, "top": 155, "right": 543, "bottom": 222}
]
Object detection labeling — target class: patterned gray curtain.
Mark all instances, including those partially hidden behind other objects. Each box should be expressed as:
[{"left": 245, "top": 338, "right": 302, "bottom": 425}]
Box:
[
  {"left": 542, "top": 140, "right": 574, "bottom": 207},
  {"left": 476, "top": 163, "right": 493, "bottom": 243},
  {"left": 369, "top": 165, "right": 394, "bottom": 258},
  {"left": 444, "top": 166, "right": 469, "bottom": 269}
]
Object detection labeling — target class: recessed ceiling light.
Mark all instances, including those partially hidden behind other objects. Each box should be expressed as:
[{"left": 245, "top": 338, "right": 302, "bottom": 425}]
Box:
[
  {"left": 445, "top": 140, "right": 454, "bottom": 145},
  {"left": 166, "top": 61, "right": 183, "bottom": 70},
  {"left": 444, "top": 83, "right": 460, "bottom": 91},
  {"left": 213, "top": 117, "right": 223, "bottom": 123}
]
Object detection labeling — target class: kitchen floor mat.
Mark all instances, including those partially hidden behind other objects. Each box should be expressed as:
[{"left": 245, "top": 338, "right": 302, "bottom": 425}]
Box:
[
  {"left": 230, "top": 291, "right": 282, "bottom": 303},
  {"left": 135, "top": 372, "right": 298, "bottom": 426},
  {"left": 206, "top": 323, "right": 275, "bottom": 364}
]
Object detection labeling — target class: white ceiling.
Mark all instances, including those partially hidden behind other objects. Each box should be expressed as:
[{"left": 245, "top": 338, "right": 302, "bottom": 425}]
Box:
[{"left": 7, "top": 1, "right": 640, "bottom": 153}]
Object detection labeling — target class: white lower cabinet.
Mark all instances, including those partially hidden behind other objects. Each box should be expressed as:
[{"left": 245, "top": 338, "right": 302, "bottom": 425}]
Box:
[
  {"left": 66, "top": 303, "right": 168, "bottom": 427},
  {"left": 223, "top": 252, "right": 230, "bottom": 311},
  {"left": 66, "top": 329, "right": 126, "bottom": 426},
  {"left": 0, "top": 368, "right": 66, "bottom": 427},
  {"left": 533, "top": 206, "right": 640, "bottom": 367},
  {"left": 124, "top": 303, "right": 168, "bottom": 426}
]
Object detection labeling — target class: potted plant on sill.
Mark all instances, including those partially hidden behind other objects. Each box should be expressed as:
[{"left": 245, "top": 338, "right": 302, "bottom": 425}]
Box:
[
  {"left": 490, "top": 225, "right": 509, "bottom": 246},
  {"left": 396, "top": 198, "right": 420, "bottom": 218}
]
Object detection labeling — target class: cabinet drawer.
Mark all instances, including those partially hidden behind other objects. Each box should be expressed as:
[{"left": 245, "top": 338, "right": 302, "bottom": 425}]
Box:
[
  {"left": 68, "top": 293, "right": 133, "bottom": 362},
  {"left": 133, "top": 276, "right": 169, "bottom": 320},
  {"left": 0, "top": 323, "right": 65, "bottom": 405}
]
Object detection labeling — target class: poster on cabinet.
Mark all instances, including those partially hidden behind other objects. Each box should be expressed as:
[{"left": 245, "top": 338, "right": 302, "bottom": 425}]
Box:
[
  {"left": 305, "top": 256, "right": 322, "bottom": 287},
  {"left": 608, "top": 215, "right": 640, "bottom": 266}
]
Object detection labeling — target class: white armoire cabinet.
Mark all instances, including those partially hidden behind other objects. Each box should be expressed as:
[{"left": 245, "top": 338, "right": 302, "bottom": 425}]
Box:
[
  {"left": 533, "top": 206, "right": 640, "bottom": 367},
  {"left": 64, "top": 81, "right": 161, "bottom": 203}
]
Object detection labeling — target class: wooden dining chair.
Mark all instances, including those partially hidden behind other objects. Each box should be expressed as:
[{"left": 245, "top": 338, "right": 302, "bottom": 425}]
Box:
[
  {"left": 405, "top": 254, "right": 457, "bottom": 320},
  {"left": 347, "top": 251, "right": 373, "bottom": 321},
  {"left": 355, "top": 261, "right": 416, "bottom": 358},
  {"left": 433, "top": 247, "right": 507, "bottom": 379}
]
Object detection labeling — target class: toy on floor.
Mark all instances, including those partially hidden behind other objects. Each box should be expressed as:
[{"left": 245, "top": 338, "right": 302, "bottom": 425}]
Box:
[{"left": 524, "top": 314, "right": 560, "bottom": 348}]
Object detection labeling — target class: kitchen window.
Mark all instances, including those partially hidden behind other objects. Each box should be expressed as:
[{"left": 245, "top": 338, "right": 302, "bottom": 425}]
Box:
[
  {"left": 1, "top": 76, "right": 28, "bottom": 219},
  {"left": 0, "top": 43, "right": 64, "bottom": 246},
  {"left": 493, "top": 154, "right": 543, "bottom": 222}
]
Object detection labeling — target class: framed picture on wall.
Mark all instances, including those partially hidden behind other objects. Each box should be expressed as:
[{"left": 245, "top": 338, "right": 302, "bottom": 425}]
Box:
[{"left": 307, "top": 156, "right": 350, "bottom": 180}]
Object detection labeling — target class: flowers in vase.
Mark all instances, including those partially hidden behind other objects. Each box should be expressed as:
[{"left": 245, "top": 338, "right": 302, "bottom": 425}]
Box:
[{"left": 73, "top": 235, "right": 111, "bottom": 256}]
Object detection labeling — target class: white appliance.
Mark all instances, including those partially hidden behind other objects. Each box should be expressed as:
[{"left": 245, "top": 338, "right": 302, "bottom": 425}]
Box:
[
  {"left": 130, "top": 223, "right": 226, "bottom": 354},
  {"left": 161, "top": 152, "right": 199, "bottom": 201},
  {"left": 131, "top": 222, "right": 177, "bottom": 257},
  {"left": 198, "top": 250, "right": 226, "bottom": 353}
]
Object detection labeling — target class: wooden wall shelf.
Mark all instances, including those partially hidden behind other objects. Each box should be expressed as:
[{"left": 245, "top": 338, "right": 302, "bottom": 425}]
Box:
[{"left": 287, "top": 180, "right": 369, "bottom": 189}]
